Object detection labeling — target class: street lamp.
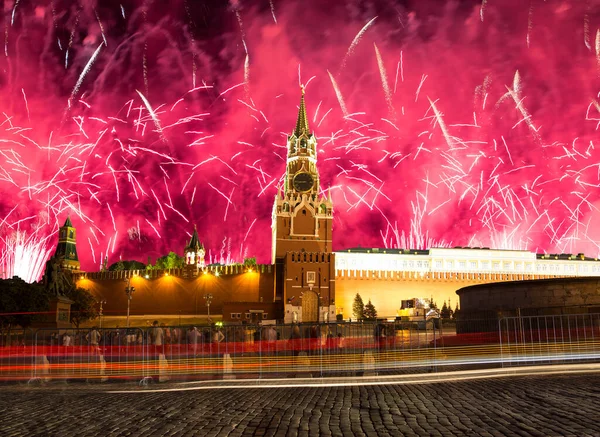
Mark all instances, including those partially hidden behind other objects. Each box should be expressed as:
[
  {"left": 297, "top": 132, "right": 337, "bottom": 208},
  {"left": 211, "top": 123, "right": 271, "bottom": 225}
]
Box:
[
  {"left": 204, "top": 293, "right": 213, "bottom": 323},
  {"left": 124, "top": 278, "right": 135, "bottom": 328},
  {"left": 98, "top": 300, "right": 106, "bottom": 330}
]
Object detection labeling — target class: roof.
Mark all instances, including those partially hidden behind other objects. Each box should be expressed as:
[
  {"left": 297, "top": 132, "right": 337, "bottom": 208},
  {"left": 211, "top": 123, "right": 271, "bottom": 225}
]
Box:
[
  {"left": 63, "top": 216, "right": 73, "bottom": 228},
  {"left": 186, "top": 225, "right": 204, "bottom": 251},
  {"left": 294, "top": 87, "right": 311, "bottom": 137},
  {"left": 341, "top": 247, "right": 430, "bottom": 256},
  {"left": 339, "top": 247, "right": 599, "bottom": 261}
]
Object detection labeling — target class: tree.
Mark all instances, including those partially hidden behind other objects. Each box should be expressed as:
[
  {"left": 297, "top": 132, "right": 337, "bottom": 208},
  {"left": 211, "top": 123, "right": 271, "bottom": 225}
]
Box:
[
  {"left": 65, "top": 287, "right": 98, "bottom": 328},
  {"left": 453, "top": 303, "right": 460, "bottom": 319},
  {"left": 243, "top": 257, "right": 257, "bottom": 269},
  {"left": 154, "top": 252, "right": 185, "bottom": 269},
  {"left": 352, "top": 293, "right": 364, "bottom": 321},
  {"left": 440, "top": 301, "right": 451, "bottom": 319},
  {"left": 0, "top": 278, "right": 50, "bottom": 331},
  {"left": 110, "top": 260, "right": 125, "bottom": 271},
  {"left": 109, "top": 260, "right": 146, "bottom": 271},
  {"left": 364, "top": 299, "right": 378, "bottom": 321}
]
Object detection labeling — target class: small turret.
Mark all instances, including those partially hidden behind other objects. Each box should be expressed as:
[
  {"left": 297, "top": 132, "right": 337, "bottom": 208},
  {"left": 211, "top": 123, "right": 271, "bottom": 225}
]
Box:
[
  {"left": 54, "top": 215, "right": 80, "bottom": 271},
  {"left": 184, "top": 225, "right": 205, "bottom": 269}
]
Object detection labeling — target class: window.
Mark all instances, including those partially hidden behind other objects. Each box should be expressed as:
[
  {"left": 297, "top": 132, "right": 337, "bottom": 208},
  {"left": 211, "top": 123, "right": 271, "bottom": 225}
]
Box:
[
  {"left": 401, "top": 299, "right": 415, "bottom": 309},
  {"left": 470, "top": 261, "right": 477, "bottom": 269},
  {"left": 245, "top": 313, "right": 250, "bottom": 320},
  {"left": 262, "top": 313, "right": 268, "bottom": 319},
  {"left": 230, "top": 313, "right": 236, "bottom": 319},
  {"left": 306, "top": 271, "right": 316, "bottom": 284}
]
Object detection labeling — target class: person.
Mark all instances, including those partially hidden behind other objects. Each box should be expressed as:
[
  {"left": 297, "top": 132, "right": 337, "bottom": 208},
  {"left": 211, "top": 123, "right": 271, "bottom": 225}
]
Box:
[
  {"left": 213, "top": 327, "right": 225, "bottom": 344},
  {"left": 161, "top": 323, "right": 171, "bottom": 344},
  {"left": 151, "top": 321, "right": 164, "bottom": 355},
  {"left": 62, "top": 331, "right": 72, "bottom": 347},
  {"left": 110, "top": 326, "right": 121, "bottom": 348},
  {"left": 187, "top": 326, "right": 198, "bottom": 356},
  {"left": 337, "top": 332, "right": 345, "bottom": 349},
  {"left": 289, "top": 324, "right": 302, "bottom": 356},
  {"left": 374, "top": 323, "right": 387, "bottom": 352},
  {"left": 86, "top": 327, "right": 101, "bottom": 354}
]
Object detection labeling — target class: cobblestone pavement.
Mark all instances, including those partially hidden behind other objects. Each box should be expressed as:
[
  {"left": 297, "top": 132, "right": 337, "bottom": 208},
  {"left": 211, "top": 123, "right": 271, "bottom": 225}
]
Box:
[{"left": 0, "top": 373, "right": 599, "bottom": 436}]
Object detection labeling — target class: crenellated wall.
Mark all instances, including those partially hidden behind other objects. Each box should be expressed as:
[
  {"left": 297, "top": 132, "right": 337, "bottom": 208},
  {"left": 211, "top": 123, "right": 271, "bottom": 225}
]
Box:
[{"left": 76, "top": 265, "right": 274, "bottom": 317}]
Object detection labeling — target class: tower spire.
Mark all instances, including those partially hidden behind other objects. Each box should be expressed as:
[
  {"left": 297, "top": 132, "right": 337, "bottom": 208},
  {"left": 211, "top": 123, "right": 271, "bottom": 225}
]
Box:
[{"left": 294, "top": 86, "right": 310, "bottom": 137}]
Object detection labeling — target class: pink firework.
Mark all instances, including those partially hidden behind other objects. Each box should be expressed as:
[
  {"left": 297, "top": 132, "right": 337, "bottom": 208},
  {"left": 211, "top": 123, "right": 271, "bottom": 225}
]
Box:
[{"left": 0, "top": 0, "right": 600, "bottom": 282}]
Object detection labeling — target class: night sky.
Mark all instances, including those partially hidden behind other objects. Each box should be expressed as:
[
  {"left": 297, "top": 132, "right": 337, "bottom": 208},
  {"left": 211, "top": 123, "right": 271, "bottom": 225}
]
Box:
[{"left": 1, "top": 0, "right": 600, "bottom": 280}]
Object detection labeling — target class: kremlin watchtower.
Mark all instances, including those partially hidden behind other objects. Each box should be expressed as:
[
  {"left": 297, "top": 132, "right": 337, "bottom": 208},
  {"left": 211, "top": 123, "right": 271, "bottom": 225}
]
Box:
[{"left": 54, "top": 216, "right": 80, "bottom": 271}]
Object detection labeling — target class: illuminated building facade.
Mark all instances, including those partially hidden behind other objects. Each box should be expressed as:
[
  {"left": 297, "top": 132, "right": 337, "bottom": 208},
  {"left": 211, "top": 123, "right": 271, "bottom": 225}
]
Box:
[{"left": 333, "top": 247, "right": 600, "bottom": 319}]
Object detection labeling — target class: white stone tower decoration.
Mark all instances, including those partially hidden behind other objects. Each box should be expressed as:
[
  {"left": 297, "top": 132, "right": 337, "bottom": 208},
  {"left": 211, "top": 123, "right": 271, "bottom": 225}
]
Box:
[{"left": 185, "top": 225, "right": 205, "bottom": 269}]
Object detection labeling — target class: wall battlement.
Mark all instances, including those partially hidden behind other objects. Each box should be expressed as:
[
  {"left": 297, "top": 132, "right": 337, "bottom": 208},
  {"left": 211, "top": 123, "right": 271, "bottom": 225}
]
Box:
[
  {"left": 289, "top": 252, "right": 333, "bottom": 263},
  {"left": 80, "top": 264, "right": 272, "bottom": 281}
]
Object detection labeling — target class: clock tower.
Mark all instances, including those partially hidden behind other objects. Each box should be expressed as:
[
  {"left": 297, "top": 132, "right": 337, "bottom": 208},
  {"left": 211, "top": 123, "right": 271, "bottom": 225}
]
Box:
[{"left": 272, "top": 88, "right": 335, "bottom": 323}]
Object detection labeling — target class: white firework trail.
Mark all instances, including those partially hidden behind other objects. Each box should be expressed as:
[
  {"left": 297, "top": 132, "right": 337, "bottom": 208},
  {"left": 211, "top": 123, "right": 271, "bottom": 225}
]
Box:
[
  {"left": 340, "top": 16, "right": 378, "bottom": 72},
  {"left": 269, "top": 0, "right": 277, "bottom": 24},
  {"left": 427, "top": 97, "right": 454, "bottom": 149},
  {"left": 244, "top": 53, "right": 250, "bottom": 98},
  {"left": 374, "top": 43, "right": 395, "bottom": 118},
  {"left": 0, "top": 229, "right": 54, "bottom": 283},
  {"left": 596, "top": 29, "right": 600, "bottom": 73},
  {"left": 136, "top": 89, "right": 166, "bottom": 143},
  {"left": 68, "top": 41, "right": 105, "bottom": 108},
  {"left": 527, "top": 1, "right": 533, "bottom": 48},
  {"left": 480, "top": 0, "right": 487, "bottom": 22},
  {"left": 327, "top": 70, "right": 348, "bottom": 117}
]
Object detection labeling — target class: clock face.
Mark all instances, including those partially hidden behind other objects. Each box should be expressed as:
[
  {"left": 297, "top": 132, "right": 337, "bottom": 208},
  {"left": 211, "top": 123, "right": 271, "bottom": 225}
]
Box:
[{"left": 293, "top": 172, "right": 314, "bottom": 192}]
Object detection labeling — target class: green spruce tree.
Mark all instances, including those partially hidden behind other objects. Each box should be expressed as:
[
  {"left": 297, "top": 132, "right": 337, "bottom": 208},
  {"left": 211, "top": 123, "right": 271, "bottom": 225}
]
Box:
[
  {"left": 440, "top": 301, "right": 450, "bottom": 319},
  {"left": 364, "top": 299, "right": 378, "bottom": 321},
  {"left": 352, "top": 293, "right": 365, "bottom": 321}
]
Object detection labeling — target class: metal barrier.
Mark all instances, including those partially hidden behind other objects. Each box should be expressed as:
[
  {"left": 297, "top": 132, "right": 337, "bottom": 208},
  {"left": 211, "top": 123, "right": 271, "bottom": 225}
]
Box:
[
  {"left": 499, "top": 313, "right": 600, "bottom": 367},
  {"left": 0, "top": 328, "right": 34, "bottom": 381},
  {"left": 9, "top": 316, "right": 599, "bottom": 383},
  {"left": 138, "top": 320, "right": 502, "bottom": 381},
  {"left": 28, "top": 328, "right": 145, "bottom": 383}
]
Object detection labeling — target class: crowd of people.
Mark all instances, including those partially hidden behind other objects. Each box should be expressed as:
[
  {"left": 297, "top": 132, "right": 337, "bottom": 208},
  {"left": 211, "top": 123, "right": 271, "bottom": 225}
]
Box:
[{"left": 16, "top": 321, "right": 399, "bottom": 358}]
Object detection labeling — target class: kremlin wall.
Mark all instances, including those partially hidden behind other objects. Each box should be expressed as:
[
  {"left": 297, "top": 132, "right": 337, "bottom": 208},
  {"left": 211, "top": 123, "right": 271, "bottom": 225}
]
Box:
[
  {"left": 76, "top": 265, "right": 278, "bottom": 324},
  {"left": 68, "top": 245, "right": 600, "bottom": 325}
]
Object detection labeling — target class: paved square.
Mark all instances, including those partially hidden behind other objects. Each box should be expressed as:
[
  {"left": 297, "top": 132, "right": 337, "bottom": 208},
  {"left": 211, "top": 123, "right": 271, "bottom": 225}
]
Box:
[{"left": 0, "top": 373, "right": 598, "bottom": 436}]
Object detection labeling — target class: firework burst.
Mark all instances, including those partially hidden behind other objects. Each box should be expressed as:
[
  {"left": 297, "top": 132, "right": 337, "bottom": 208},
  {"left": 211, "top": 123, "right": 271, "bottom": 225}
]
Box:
[{"left": 0, "top": 0, "right": 599, "bottom": 282}]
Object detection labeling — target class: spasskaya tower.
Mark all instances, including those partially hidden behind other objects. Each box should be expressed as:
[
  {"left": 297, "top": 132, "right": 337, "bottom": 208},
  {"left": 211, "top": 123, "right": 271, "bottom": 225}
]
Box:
[{"left": 271, "top": 87, "right": 335, "bottom": 323}]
